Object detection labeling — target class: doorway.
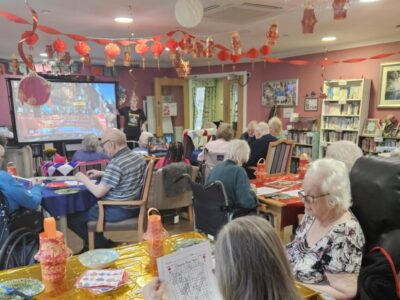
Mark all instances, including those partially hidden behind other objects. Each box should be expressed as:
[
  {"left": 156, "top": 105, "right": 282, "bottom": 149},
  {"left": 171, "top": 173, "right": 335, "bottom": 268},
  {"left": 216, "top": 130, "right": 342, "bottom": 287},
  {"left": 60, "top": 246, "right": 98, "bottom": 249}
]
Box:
[{"left": 189, "top": 72, "right": 247, "bottom": 138}]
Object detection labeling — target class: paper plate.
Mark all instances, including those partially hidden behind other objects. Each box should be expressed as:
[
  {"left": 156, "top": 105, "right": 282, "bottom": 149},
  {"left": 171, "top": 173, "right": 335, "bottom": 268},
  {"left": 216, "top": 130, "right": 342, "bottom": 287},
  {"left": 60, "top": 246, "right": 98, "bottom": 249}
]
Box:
[
  {"left": 79, "top": 249, "right": 119, "bottom": 269},
  {"left": 54, "top": 188, "right": 80, "bottom": 195},
  {"left": 172, "top": 238, "right": 205, "bottom": 251},
  {"left": 0, "top": 278, "right": 45, "bottom": 299}
]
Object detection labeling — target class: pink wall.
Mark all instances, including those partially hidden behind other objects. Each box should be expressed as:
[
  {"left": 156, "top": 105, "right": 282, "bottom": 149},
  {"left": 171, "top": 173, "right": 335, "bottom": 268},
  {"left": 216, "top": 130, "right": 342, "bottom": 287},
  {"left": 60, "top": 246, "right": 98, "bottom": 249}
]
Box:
[
  {"left": 1, "top": 41, "right": 399, "bottom": 127},
  {"left": 191, "top": 41, "right": 400, "bottom": 124}
]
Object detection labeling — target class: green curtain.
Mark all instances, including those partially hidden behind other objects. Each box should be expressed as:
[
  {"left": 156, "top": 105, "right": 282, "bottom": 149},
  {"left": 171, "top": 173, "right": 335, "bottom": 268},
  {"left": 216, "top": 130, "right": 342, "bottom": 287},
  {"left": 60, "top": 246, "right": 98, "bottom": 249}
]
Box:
[{"left": 192, "top": 79, "right": 217, "bottom": 129}]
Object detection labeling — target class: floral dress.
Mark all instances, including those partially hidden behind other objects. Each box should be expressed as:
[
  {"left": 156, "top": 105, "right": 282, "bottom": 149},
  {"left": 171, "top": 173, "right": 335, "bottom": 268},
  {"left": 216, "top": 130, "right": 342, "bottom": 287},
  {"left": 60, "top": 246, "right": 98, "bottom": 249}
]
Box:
[{"left": 286, "top": 212, "right": 365, "bottom": 284}]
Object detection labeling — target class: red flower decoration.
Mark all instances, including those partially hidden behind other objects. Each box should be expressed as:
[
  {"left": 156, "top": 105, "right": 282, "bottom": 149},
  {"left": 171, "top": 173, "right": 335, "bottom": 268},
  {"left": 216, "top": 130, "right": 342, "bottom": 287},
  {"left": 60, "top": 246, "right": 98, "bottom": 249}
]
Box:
[
  {"left": 151, "top": 41, "right": 164, "bottom": 59},
  {"left": 165, "top": 39, "right": 178, "bottom": 53},
  {"left": 135, "top": 42, "right": 148, "bottom": 56},
  {"left": 104, "top": 43, "right": 121, "bottom": 60},
  {"left": 53, "top": 39, "right": 68, "bottom": 54},
  {"left": 74, "top": 41, "right": 90, "bottom": 56},
  {"left": 21, "top": 31, "right": 39, "bottom": 46}
]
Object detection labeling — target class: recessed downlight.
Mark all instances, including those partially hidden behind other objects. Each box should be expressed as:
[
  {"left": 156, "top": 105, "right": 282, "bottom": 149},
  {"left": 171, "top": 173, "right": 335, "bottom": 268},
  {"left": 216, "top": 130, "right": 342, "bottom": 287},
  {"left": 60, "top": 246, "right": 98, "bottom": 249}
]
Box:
[
  {"left": 321, "top": 36, "right": 337, "bottom": 42},
  {"left": 360, "top": 0, "right": 380, "bottom": 3},
  {"left": 114, "top": 17, "right": 133, "bottom": 23},
  {"left": 40, "top": 53, "right": 48, "bottom": 57}
]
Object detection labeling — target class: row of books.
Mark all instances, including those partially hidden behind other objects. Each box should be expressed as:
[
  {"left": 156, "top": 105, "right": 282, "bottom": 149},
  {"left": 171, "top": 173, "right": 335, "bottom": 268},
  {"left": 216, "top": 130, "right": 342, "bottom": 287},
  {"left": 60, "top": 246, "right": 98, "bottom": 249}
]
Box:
[
  {"left": 322, "top": 117, "right": 359, "bottom": 130},
  {"left": 380, "top": 139, "right": 400, "bottom": 147},
  {"left": 287, "top": 132, "right": 314, "bottom": 145},
  {"left": 322, "top": 131, "right": 358, "bottom": 143},
  {"left": 293, "top": 146, "right": 313, "bottom": 157},
  {"left": 361, "top": 138, "right": 376, "bottom": 153},
  {"left": 323, "top": 102, "right": 360, "bottom": 115},
  {"left": 325, "top": 85, "right": 362, "bottom": 100}
]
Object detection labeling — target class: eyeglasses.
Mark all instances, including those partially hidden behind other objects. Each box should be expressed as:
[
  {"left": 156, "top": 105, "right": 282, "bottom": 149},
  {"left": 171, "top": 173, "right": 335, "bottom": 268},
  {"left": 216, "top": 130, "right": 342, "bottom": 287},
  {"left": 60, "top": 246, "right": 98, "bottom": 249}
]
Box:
[
  {"left": 298, "top": 190, "right": 330, "bottom": 204},
  {"left": 100, "top": 139, "right": 111, "bottom": 148}
]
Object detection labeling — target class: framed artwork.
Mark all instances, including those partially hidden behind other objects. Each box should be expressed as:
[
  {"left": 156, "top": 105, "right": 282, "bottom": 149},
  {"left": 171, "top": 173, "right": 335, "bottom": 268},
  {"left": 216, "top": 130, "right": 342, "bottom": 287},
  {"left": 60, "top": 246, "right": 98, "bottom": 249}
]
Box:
[
  {"left": 262, "top": 79, "right": 298, "bottom": 107},
  {"left": 304, "top": 97, "right": 318, "bottom": 111},
  {"left": 378, "top": 62, "right": 400, "bottom": 108},
  {"left": 363, "top": 118, "right": 380, "bottom": 136}
]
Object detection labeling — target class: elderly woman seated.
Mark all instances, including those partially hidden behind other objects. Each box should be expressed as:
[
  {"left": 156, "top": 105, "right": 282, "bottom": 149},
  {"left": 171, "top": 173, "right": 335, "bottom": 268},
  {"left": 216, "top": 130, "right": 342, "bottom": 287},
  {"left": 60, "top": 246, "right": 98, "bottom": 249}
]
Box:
[
  {"left": 286, "top": 158, "right": 365, "bottom": 299},
  {"left": 207, "top": 139, "right": 258, "bottom": 216},
  {"left": 132, "top": 131, "right": 153, "bottom": 156},
  {"left": 71, "top": 134, "right": 109, "bottom": 162},
  {"left": 155, "top": 141, "right": 190, "bottom": 169},
  {"left": 325, "top": 140, "right": 363, "bottom": 172},
  {"left": 144, "top": 216, "right": 301, "bottom": 300},
  {"left": 197, "top": 123, "right": 234, "bottom": 162}
]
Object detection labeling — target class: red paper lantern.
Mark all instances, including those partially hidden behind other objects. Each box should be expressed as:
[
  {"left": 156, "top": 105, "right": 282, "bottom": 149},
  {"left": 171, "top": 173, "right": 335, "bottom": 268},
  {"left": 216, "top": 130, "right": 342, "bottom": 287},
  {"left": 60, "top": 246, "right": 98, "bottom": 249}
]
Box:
[
  {"left": 217, "top": 50, "right": 230, "bottom": 62},
  {"left": 104, "top": 43, "right": 121, "bottom": 60},
  {"left": 180, "top": 34, "right": 193, "bottom": 54},
  {"left": 18, "top": 73, "right": 51, "bottom": 106},
  {"left": 151, "top": 41, "right": 164, "bottom": 59},
  {"left": 135, "top": 42, "right": 149, "bottom": 69},
  {"left": 260, "top": 45, "right": 271, "bottom": 56},
  {"left": 74, "top": 41, "right": 90, "bottom": 56},
  {"left": 21, "top": 31, "right": 39, "bottom": 46},
  {"left": 246, "top": 48, "right": 259, "bottom": 59},
  {"left": 53, "top": 39, "right": 68, "bottom": 54},
  {"left": 230, "top": 54, "right": 241, "bottom": 64}
]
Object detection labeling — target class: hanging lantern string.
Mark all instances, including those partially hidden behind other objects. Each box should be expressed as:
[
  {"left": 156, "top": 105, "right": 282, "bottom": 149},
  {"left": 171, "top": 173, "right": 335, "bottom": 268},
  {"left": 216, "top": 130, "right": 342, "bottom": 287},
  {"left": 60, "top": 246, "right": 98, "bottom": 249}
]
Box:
[{"left": 17, "top": 0, "right": 38, "bottom": 70}]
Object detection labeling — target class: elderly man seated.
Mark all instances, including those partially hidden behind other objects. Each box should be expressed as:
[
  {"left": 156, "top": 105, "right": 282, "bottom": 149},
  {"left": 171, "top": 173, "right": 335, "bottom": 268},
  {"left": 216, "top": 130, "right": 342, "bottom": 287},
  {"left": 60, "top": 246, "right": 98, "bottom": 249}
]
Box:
[
  {"left": 244, "top": 122, "right": 277, "bottom": 179},
  {"left": 240, "top": 120, "right": 257, "bottom": 145},
  {"left": 68, "top": 128, "right": 146, "bottom": 252}
]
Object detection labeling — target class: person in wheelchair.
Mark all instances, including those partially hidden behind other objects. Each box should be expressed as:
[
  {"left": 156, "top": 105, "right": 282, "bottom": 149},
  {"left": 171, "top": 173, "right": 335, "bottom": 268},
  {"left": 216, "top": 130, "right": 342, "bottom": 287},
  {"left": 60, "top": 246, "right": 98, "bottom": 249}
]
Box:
[
  {"left": 0, "top": 145, "right": 42, "bottom": 215},
  {"left": 207, "top": 139, "right": 258, "bottom": 218}
]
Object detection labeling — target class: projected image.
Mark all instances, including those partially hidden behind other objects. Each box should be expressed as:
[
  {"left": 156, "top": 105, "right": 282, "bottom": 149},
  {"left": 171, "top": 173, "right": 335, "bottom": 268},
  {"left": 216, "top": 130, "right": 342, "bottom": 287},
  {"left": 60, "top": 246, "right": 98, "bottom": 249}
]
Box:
[{"left": 10, "top": 80, "right": 118, "bottom": 143}]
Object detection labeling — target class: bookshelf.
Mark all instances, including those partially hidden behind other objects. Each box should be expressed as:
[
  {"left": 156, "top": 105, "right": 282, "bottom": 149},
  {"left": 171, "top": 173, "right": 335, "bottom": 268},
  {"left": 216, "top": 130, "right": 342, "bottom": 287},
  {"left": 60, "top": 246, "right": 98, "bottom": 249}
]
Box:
[
  {"left": 286, "top": 118, "right": 320, "bottom": 172},
  {"left": 319, "top": 79, "right": 371, "bottom": 157},
  {"left": 360, "top": 136, "right": 400, "bottom": 154}
]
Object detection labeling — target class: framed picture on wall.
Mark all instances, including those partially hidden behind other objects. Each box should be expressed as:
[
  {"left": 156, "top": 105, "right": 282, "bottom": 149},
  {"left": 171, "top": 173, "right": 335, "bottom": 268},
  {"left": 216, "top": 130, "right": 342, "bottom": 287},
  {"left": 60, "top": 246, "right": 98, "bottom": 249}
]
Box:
[
  {"left": 378, "top": 62, "right": 400, "bottom": 108},
  {"left": 363, "top": 118, "right": 380, "bottom": 136},
  {"left": 304, "top": 97, "right": 318, "bottom": 111},
  {"left": 261, "top": 79, "right": 298, "bottom": 107}
]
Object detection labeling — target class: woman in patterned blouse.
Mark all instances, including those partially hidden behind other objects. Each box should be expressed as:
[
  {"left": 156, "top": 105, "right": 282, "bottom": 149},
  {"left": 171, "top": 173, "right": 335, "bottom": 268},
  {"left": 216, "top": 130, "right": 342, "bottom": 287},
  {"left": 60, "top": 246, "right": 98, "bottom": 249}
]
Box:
[{"left": 287, "top": 158, "right": 365, "bottom": 299}]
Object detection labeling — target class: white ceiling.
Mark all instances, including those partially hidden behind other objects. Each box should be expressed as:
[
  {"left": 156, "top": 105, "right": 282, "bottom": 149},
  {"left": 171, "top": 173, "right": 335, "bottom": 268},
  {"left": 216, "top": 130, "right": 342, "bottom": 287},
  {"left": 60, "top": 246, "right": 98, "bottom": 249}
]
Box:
[{"left": 0, "top": 0, "right": 399, "bottom": 67}]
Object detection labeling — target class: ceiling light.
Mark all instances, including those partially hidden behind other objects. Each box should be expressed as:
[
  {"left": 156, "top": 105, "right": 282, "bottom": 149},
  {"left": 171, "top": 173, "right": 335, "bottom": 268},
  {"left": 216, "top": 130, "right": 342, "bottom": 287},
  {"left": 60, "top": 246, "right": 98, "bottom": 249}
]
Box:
[
  {"left": 165, "top": 47, "right": 170, "bottom": 52},
  {"left": 321, "top": 36, "right": 337, "bottom": 42},
  {"left": 114, "top": 17, "right": 133, "bottom": 24},
  {"left": 359, "top": 0, "right": 380, "bottom": 3},
  {"left": 40, "top": 53, "right": 48, "bottom": 57}
]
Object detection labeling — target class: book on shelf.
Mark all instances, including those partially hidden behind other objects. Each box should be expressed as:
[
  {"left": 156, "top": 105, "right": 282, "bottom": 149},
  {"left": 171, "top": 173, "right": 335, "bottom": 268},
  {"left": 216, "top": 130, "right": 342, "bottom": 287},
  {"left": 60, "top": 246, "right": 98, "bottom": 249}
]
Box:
[
  {"left": 324, "top": 102, "right": 360, "bottom": 115},
  {"left": 325, "top": 85, "right": 362, "bottom": 100},
  {"left": 323, "top": 117, "right": 359, "bottom": 130}
]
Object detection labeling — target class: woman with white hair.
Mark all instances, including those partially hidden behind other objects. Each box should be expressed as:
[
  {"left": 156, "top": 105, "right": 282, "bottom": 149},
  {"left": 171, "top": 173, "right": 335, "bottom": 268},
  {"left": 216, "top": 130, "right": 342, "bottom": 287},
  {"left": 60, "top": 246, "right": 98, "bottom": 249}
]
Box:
[
  {"left": 287, "top": 158, "right": 365, "bottom": 299},
  {"left": 144, "top": 216, "right": 301, "bottom": 300},
  {"left": 268, "top": 116, "right": 285, "bottom": 139},
  {"left": 71, "top": 134, "right": 109, "bottom": 162},
  {"left": 325, "top": 140, "right": 363, "bottom": 172},
  {"left": 206, "top": 139, "right": 258, "bottom": 212},
  {"left": 197, "top": 123, "right": 234, "bottom": 162}
]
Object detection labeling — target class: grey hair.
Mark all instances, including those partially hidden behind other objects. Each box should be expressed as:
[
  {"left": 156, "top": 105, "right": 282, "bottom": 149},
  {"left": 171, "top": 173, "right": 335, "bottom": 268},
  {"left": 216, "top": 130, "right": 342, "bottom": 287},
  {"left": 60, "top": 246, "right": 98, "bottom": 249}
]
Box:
[
  {"left": 138, "top": 131, "right": 153, "bottom": 147},
  {"left": 268, "top": 117, "right": 283, "bottom": 137},
  {"left": 326, "top": 140, "right": 363, "bottom": 172},
  {"left": 217, "top": 123, "right": 234, "bottom": 141},
  {"left": 247, "top": 120, "right": 257, "bottom": 129},
  {"left": 305, "top": 158, "right": 352, "bottom": 214},
  {"left": 0, "top": 145, "right": 4, "bottom": 163},
  {"left": 255, "top": 121, "right": 270, "bottom": 137},
  {"left": 225, "top": 139, "right": 250, "bottom": 165},
  {"left": 0, "top": 134, "right": 7, "bottom": 147},
  {"left": 81, "top": 134, "right": 100, "bottom": 152},
  {"left": 216, "top": 216, "right": 301, "bottom": 300},
  {"left": 103, "top": 128, "right": 127, "bottom": 147}
]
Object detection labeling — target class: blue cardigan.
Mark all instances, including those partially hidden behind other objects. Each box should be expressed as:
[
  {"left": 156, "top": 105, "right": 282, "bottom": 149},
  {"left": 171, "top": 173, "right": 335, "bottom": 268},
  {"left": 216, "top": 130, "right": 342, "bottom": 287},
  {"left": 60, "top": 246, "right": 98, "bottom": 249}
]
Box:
[
  {"left": 0, "top": 171, "right": 42, "bottom": 214},
  {"left": 207, "top": 160, "right": 258, "bottom": 209}
]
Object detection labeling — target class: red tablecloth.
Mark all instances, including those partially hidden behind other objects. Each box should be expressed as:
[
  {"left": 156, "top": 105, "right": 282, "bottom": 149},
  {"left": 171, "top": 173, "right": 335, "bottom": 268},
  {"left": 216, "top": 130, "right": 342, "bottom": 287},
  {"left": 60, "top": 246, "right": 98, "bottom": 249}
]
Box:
[{"left": 251, "top": 174, "right": 305, "bottom": 229}]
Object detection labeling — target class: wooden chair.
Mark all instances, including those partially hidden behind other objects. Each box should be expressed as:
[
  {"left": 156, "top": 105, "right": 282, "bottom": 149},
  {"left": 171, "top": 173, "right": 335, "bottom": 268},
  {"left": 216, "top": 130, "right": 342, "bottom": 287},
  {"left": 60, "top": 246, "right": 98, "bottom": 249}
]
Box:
[
  {"left": 87, "top": 159, "right": 155, "bottom": 249},
  {"left": 265, "top": 139, "right": 294, "bottom": 176}
]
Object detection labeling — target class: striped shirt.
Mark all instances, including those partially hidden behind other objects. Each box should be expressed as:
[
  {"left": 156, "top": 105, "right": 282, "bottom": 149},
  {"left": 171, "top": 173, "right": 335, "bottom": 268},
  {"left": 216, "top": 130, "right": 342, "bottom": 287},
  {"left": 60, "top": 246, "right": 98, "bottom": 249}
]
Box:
[{"left": 100, "top": 147, "right": 146, "bottom": 200}]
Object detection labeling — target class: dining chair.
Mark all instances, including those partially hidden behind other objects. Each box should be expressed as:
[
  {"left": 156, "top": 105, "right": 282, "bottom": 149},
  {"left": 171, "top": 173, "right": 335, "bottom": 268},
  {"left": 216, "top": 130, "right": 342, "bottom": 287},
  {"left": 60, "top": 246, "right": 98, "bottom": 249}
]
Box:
[
  {"left": 87, "top": 159, "right": 155, "bottom": 250},
  {"left": 76, "top": 159, "right": 109, "bottom": 175},
  {"left": 147, "top": 165, "right": 198, "bottom": 223},
  {"left": 265, "top": 139, "right": 294, "bottom": 176}
]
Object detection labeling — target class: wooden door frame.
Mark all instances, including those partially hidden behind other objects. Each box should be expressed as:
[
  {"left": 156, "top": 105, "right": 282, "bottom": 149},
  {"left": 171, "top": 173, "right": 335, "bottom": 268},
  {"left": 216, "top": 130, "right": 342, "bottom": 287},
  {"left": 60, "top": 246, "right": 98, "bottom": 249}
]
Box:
[{"left": 154, "top": 77, "right": 189, "bottom": 137}]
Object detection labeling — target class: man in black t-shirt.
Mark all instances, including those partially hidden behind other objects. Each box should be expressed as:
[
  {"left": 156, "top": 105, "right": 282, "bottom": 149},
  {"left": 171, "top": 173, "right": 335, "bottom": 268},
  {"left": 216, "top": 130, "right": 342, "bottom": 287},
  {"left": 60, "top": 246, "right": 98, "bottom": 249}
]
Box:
[{"left": 119, "top": 95, "right": 147, "bottom": 144}]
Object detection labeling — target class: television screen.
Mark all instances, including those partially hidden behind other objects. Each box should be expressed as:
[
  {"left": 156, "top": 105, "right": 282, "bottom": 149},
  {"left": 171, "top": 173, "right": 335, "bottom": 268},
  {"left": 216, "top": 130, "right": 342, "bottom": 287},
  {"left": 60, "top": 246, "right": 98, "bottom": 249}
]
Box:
[{"left": 8, "top": 79, "right": 118, "bottom": 143}]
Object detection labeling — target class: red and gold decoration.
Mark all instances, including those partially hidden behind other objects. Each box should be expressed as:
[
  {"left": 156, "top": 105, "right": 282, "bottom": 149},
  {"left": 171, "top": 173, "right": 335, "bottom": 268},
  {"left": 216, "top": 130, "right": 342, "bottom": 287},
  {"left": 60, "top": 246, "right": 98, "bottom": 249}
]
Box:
[
  {"left": 151, "top": 37, "right": 164, "bottom": 69},
  {"left": 204, "top": 36, "right": 215, "bottom": 71},
  {"left": 45, "top": 44, "right": 54, "bottom": 59},
  {"left": 135, "top": 40, "right": 149, "bottom": 69},
  {"left": 332, "top": 0, "right": 348, "bottom": 20},
  {"left": 35, "top": 217, "right": 72, "bottom": 282},
  {"left": 122, "top": 47, "right": 131, "bottom": 67},
  {"left": 192, "top": 37, "right": 204, "bottom": 59},
  {"left": 180, "top": 33, "right": 193, "bottom": 55},
  {"left": 267, "top": 24, "right": 279, "bottom": 46},
  {"left": 21, "top": 30, "right": 38, "bottom": 47},
  {"left": 53, "top": 38, "right": 68, "bottom": 57},
  {"left": 74, "top": 41, "right": 90, "bottom": 59},
  {"left": 165, "top": 38, "right": 178, "bottom": 61},
  {"left": 104, "top": 42, "right": 121, "bottom": 67},
  {"left": 302, "top": 7, "right": 318, "bottom": 33}
]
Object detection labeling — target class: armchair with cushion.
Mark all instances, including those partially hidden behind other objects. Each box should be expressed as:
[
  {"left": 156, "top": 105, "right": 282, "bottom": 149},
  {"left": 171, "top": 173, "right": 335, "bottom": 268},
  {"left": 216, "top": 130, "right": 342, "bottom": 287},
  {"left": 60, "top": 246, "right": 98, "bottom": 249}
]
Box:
[
  {"left": 87, "top": 159, "right": 155, "bottom": 250},
  {"left": 147, "top": 164, "right": 198, "bottom": 223},
  {"left": 350, "top": 156, "right": 400, "bottom": 299}
]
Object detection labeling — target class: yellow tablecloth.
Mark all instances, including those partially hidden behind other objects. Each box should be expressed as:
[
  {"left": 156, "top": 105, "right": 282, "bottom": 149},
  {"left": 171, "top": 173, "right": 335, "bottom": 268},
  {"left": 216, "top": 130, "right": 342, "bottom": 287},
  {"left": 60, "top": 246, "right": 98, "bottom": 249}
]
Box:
[{"left": 0, "top": 232, "right": 318, "bottom": 299}]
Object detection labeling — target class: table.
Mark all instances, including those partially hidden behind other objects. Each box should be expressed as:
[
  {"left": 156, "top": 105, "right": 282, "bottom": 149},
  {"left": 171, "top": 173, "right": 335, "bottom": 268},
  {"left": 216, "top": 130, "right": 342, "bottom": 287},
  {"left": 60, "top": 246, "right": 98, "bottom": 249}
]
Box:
[
  {"left": 37, "top": 177, "right": 97, "bottom": 243},
  {"left": 0, "top": 232, "right": 319, "bottom": 299},
  {"left": 252, "top": 174, "right": 305, "bottom": 239}
]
